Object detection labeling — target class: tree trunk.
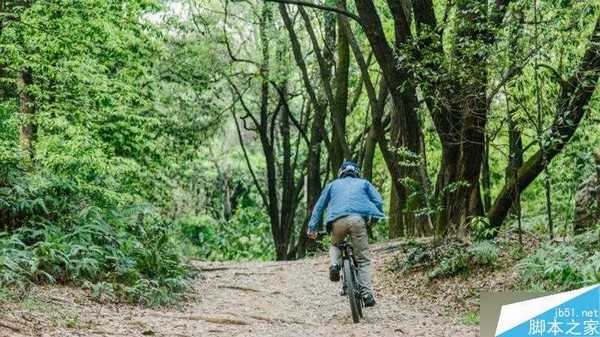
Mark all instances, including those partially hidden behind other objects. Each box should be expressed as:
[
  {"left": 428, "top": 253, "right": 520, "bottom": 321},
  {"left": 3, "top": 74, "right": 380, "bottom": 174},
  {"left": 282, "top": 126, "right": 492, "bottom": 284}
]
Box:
[
  {"left": 481, "top": 135, "right": 491, "bottom": 212},
  {"left": 278, "top": 82, "right": 296, "bottom": 259},
  {"left": 298, "top": 6, "right": 338, "bottom": 164},
  {"left": 505, "top": 104, "right": 523, "bottom": 216},
  {"left": 361, "top": 127, "right": 377, "bottom": 182},
  {"left": 330, "top": 0, "right": 351, "bottom": 171},
  {"left": 296, "top": 102, "right": 326, "bottom": 257},
  {"left": 504, "top": 10, "right": 524, "bottom": 219},
  {"left": 433, "top": 0, "right": 489, "bottom": 238},
  {"left": 388, "top": 183, "right": 404, "bottom": 238},
  {"left": 258, "top": 4, "right": 285, "bottom": 260},
  {"left": 278, "top": 4, "right": 326, "bottom": 258},
  {"left": 354, "top": 0, "right": 428, "bottom": 235},
  {"left": 18, "top": 70, "right": 35, "bottom": 161}
]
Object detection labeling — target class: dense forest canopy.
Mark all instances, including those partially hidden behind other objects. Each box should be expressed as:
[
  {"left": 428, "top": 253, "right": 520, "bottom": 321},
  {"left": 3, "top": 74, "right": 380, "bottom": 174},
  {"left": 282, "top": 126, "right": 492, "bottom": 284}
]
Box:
[
  {"left": 0, "top": 0, "right": 599, "bottom": 305},
  {"left": 194, "top": 0, "right": 600, "bottom": 258}
]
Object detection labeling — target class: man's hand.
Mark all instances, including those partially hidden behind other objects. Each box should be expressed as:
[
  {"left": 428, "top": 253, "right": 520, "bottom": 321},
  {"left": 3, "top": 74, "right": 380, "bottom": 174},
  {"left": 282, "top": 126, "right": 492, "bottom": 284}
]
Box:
[{"left": 307, "top": 230, "right": 318, "bottom": 240}]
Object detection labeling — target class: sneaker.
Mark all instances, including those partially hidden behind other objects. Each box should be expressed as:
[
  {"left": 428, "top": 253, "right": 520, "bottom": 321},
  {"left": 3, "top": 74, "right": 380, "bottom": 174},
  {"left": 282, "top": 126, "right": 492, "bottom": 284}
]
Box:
[
  {"left": 329, "top": 265, "right": 340, "bottom": 282},
  {"left": 363, "top": 294, "right": 376, "bottom": 307}
]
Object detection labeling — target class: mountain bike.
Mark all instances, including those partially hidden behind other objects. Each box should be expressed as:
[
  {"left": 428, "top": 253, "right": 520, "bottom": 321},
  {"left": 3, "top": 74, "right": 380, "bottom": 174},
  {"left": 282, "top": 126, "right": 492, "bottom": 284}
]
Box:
[{"left": 336, "top": 240, "right": 364, "bottom": 323}]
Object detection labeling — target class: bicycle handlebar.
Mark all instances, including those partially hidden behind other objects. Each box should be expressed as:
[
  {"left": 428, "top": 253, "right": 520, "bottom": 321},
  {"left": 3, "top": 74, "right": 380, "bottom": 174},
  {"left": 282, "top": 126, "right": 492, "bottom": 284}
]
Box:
[{"left": 311, "top": 231, "right": 327, "bottom": 240}]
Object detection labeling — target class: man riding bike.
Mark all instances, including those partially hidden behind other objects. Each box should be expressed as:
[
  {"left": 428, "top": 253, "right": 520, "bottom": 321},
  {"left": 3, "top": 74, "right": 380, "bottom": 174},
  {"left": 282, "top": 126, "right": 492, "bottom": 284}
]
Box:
[{"left": 307, "top": 161, "right": 385, "bottom": 307}]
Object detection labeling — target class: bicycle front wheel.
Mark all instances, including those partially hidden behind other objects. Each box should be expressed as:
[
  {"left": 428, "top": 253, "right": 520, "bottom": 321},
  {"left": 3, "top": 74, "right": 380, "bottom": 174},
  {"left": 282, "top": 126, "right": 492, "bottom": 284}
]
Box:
[{"left": 343, "top": 259, "right": 361, "bottom": 323}]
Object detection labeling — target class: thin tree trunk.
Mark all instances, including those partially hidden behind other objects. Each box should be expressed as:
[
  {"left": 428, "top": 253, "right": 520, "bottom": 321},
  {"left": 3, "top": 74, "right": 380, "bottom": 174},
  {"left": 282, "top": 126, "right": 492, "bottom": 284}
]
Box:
[
  {"left": 258, "top": 4, "right": 285, "bottom": 260},
  {"left": 481, "top": 134, "right": 491, "bottom": 212},
  {"left": 277, "top": 83, "right": 296, "bottom": 257},
  {"left": 533, "top": 0, "right": 553, "bottom": 239},
  {"left": 505, "top": 103, "right": 523, "bottom": 216},
  {"left": 18, "top": 70, "right": 35, "bottom": 161},
  {"left": 361, "top": 127, "right": 377, "bottom": 182},
  {"left": 278, "top": 4, "right": 326, "bottom": 258},
  {"left": 504, "top": 9, "right": 524, "bottom": 218}
]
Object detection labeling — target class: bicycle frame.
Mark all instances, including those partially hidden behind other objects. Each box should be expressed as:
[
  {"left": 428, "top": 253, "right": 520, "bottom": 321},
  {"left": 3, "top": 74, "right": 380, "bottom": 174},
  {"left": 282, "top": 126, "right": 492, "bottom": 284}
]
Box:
[{"left": 337, "top": 241, "right": 356, "bottom": 267}]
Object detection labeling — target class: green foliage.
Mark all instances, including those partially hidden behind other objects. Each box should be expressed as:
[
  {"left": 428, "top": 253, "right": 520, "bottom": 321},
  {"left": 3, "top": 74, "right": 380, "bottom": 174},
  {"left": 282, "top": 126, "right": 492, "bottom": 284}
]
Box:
[
  {"left": 462, "top": 311, "right": 480, "bottom": 326},
  {"left": 518, "top": 229, "right": 600, "bottom": 291},
  {"left": 394, "top": 240, "right": 434, "bottom": 273},
  {"left": 0, "top": 205, "right": 193, "bottom": 306},
  {"left": 428, "top": 241, "right": 499, "bottom": 280},
  {"left": 469, "top": 217, "right": 498, "bottom": 242},
  {"left": 0, "top": 0, "right": 598, "bottom": 310},
  {"left": 180, "top": 207, "right": 274, "bottom": 261},
  {"left": 394, "top": 240, "right": 498, "bottom": 280},
  {"left": 428, "top": 250, "right": 472, "bottom": 279},
  {"left": 0, "top": 286, "right": 15, "bottom": 304},
  {"left": 0, "top": 0, "right": 231, "bottom": 305},
  {"left": 468, "top": 241, "right": 500, "bottom": 266}
]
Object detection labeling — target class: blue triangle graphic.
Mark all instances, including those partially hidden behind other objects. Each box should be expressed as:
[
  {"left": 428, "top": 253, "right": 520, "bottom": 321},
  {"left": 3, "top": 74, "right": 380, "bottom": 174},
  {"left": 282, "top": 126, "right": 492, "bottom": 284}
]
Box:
[{"left": 498, "top": 285, "right": 600, "bottom": 337}]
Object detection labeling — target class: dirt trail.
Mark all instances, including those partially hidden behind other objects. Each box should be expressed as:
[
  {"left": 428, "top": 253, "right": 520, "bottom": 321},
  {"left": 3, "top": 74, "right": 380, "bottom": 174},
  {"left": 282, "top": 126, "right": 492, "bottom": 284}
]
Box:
[{"left": 1, "top": 246, "right": 478, "bottom": 337}]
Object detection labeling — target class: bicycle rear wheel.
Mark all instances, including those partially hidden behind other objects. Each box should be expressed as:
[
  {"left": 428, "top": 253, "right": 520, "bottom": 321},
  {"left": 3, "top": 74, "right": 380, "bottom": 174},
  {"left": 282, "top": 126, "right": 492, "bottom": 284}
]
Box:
[
  {"left": 343, "top": 259, "right": 361, "bottom": 323},
  {"left": 352, "top": 260, "right": 364, "bottom": 318}
]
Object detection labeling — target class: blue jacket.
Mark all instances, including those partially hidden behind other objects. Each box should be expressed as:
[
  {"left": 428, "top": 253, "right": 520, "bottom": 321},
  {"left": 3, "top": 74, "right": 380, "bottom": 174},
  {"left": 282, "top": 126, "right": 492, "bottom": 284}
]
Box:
[{"left": 308, "top": 177, "right": 385, "bottom": 232}]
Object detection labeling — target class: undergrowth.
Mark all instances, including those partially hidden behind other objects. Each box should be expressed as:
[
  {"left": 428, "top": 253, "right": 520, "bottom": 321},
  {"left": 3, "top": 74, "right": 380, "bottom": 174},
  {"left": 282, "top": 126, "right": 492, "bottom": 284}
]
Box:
[
  {"left": 177, "top": 206, "right": 274, "bottom": 261},
  {"left": 0, "top": 174, "right": 194, "bottom": 306},
  {"left": 392, "top": 239, "right": 499, "bottom": 280},
  {"left": 389, "top": 227, "right": 599, "bottom": 293},
  {"left": 518, "top": 229, "right": 600, "bottom": 291}
]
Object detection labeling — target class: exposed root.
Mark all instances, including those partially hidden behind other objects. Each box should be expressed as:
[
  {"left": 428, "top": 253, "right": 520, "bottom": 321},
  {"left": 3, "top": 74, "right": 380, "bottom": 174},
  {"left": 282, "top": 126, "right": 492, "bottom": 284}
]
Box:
[
  {"left": 0, "top": 319, "right": 23, "bottom": 333},
  {"left": 248, "top": 315, "right": 313, "bottom": 326},
  {"left": 234, "top": 272, "right": 274, "bottom": 276},
  {"left": 183, "top": 315, "right": 249, "bottom": 326},
  {"left": 88, "top": 329, "right": 129, "bottom": 336},
  {"left": 199, "top": 267, "right": 232, "bottom": 272},
  {"left": 218, "top": 285, "right": 261, "bottom": 292}
]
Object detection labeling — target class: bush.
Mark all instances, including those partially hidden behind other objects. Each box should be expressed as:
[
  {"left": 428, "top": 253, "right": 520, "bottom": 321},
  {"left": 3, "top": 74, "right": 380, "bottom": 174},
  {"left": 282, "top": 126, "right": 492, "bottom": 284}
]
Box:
[
  {"left": 0, "top": 172, "right": 193, "bottom": 306},
  {"left": 178, "top": 207, "right": 274, "bottom": 261},
  {"left": 518, "top": 229, "right": 600, "bottom": 291},
  {"left": 393, "top": 239, "right": 498, "bottom": 279},
  {"left": 469, "top": 240, "right": 499, "bottom": 265},
  {"left": 0, "top": 213, "right": 193, "bottom": 306},
  {"left": 394, "top": 240, "right": 435, "bottom": 273},
  {"left": 469, "top": 217, "right": 498, "bottom": 242},
  {"left": 429, "top": 241, "right": 498, "bottom": 279}
]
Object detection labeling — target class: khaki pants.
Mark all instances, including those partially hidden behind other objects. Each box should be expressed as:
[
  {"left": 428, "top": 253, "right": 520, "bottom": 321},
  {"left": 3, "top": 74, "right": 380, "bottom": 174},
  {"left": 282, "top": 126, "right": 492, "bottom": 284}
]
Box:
[{"left": 329, "top": 215, "right": 373, "bottom": 297}]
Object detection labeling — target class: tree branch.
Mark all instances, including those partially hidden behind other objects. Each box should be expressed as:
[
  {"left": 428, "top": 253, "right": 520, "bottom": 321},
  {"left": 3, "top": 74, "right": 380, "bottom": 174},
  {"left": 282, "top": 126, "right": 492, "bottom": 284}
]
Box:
[
  {"left": 488, "top": 15, "right": 600, "bottom": 228},
  {"left": 536, "top": 63, "right": 569, "bottom": 89},
  {"left": 261, "top": 0, "right": 363, "bottom": 27},
  {"left": 272, "top": 82, "right": 310, "bottom": 145},
  {"left": 225, "top": 75, "right": 261, "bottom": 131},
  {"left": 232, "top": 108, "right": 269, "bottom": 207},
  {"left": 197, "top": 0, "right": 257, "bottom": 66}
]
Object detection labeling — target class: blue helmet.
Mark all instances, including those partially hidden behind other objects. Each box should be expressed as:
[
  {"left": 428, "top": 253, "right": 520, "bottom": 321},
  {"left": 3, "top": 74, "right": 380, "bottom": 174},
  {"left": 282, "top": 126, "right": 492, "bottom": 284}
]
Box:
[{"left": 338, "top": 161, "right": 361, "bottom": 178}]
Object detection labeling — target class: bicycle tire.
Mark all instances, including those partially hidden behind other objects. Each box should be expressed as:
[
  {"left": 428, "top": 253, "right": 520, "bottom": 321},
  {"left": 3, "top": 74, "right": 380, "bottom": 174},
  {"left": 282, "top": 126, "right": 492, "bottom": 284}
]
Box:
[
  {"left": 353, "top": 259, "right": 364, "bottom": 318},
  {"left": 357, "top": 279, "right": 363, "bottom": 318},
  {"left": 343, "top": 259, "right": 361, "bottom": 323}
]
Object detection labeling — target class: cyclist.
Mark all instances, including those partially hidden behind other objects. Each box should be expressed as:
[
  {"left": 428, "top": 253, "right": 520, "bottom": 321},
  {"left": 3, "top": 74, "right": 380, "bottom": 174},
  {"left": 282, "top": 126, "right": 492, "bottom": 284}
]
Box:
[{"left": 307, "top": 161, "right": 385, "bottom": 307}]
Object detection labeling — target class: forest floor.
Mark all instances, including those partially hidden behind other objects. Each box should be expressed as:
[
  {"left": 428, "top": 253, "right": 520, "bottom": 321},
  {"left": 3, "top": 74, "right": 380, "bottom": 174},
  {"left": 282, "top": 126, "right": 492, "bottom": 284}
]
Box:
[{"left": 0, "top": 241, "right": 478, "bottom": 337}]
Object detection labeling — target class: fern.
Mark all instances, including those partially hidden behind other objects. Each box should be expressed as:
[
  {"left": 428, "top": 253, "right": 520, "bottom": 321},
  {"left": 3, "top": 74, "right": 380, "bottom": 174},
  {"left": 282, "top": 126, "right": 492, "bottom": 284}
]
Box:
[{"left": 518, "top": 234, "right": 599, "bottom": 291}]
